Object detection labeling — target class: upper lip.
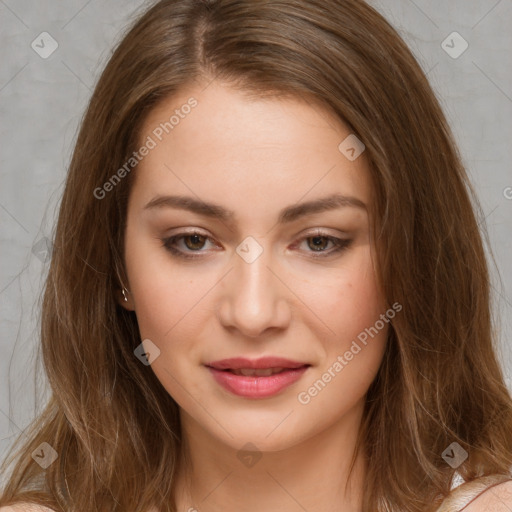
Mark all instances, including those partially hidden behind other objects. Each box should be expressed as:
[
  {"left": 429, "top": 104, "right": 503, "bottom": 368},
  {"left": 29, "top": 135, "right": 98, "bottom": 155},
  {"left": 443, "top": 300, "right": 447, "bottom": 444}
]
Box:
[{"left": 205, "top": 357, "right": 309, "bottom": 370}]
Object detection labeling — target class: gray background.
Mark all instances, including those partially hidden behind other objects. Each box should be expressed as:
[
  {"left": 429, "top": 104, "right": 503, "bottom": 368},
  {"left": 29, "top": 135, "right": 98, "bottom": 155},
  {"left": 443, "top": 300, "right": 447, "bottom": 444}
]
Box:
[{"left": 1, "top": 0, "right": 511, "bottom": 476}]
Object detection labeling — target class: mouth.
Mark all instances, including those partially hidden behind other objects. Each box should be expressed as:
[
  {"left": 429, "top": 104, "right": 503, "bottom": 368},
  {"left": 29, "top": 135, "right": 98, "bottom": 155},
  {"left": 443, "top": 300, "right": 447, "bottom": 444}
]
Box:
[
  {"left": 204, "top": 357, "right": 311, "bottom": 399},
  {"left": 224, "top": 367, "right": 299, "bottom": 377},
  {"left": 205, "top": 356, "right": 309, "bottom": 371}
]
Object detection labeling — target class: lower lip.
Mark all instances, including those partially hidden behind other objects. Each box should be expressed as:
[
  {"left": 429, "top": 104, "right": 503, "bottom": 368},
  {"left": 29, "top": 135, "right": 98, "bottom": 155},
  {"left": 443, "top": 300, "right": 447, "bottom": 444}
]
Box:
[{"left": 207, "top": 366, "right": 309, "bottom": 399}]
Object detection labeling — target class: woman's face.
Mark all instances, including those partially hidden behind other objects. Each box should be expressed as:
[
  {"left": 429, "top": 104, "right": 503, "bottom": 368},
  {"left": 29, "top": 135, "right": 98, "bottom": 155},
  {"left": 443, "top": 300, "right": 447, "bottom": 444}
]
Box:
[{"left": 121, "top": 80, "right": 390, "bottom": 452}]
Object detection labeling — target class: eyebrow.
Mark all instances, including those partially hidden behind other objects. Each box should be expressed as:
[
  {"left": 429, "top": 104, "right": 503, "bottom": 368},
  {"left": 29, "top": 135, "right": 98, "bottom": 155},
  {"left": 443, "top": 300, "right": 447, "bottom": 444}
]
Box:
[{"left": 143, "top": 193, "right": 367, "bottom": 224}]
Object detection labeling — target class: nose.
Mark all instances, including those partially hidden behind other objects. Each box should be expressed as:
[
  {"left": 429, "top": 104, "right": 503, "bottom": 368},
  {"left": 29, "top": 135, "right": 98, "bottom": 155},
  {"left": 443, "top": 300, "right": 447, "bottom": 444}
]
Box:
[{"left": 217, "top": 242, "right": 291, "bottom": 338}]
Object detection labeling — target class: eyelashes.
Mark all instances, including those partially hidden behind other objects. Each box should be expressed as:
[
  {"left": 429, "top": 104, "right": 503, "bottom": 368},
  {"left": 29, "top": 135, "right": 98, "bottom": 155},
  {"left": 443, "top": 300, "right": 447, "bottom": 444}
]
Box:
[{"left": 160, "top": 230, "right": 353, "bottom": 261}]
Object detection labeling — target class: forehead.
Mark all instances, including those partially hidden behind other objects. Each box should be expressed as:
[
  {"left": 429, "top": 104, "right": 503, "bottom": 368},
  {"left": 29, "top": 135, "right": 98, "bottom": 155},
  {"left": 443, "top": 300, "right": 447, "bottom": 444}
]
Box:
[{"left": 130, "top": 81, "right": 372, "bottom": 221}]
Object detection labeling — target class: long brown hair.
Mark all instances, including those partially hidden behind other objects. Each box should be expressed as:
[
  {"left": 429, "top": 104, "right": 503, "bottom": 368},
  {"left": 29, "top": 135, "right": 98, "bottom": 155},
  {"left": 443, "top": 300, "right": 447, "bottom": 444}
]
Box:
[{"left": 1, "top": 1, "right": 511, "bottom": 511}]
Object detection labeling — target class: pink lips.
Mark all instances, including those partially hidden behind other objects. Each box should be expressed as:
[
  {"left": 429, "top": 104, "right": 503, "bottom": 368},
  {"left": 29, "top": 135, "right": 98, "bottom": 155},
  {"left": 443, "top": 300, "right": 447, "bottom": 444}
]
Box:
[{"left": 205, "top": 357, "right": 310, "bottom": 399}]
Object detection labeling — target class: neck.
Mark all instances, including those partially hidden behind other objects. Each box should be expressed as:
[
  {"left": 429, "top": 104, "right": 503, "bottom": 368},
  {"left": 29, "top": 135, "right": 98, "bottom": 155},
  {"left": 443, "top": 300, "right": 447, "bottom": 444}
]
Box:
[{"left": 174, "top": 399, "right": 367, "bottom": 512}]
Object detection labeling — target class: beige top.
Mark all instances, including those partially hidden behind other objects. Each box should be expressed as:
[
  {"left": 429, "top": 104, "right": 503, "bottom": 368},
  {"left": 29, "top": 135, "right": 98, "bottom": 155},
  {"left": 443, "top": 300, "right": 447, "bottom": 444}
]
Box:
[
  {"left": 436, "top": 473, "right": 512, "bottom": 512},
  {"left": 1, "top": 477, "right": 511, "bottom": 512}
]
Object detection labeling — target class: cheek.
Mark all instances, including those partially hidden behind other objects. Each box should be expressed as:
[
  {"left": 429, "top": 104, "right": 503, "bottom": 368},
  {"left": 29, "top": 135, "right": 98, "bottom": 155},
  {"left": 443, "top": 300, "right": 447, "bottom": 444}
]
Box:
[
  {"left": 295, "top": 331, "right": 386, "bottom": 429},
  {"left": 124, "top": 222, "right": 206, "bottom": 339},
  {"left": 299, "top": 246, "right": 384, "bottom": 341},
  {"left": 125, "top": 258, "right": 208, "bottom": 404},
  {"left": 298, "top": 247, "right": 387, "bottom": 392},
  {"left": 128, "top": 270, "right": 208, "bottom": 360},
  {"left": 123, "top": 230, "right": 220, "bottom": 402},
  {"left": 296, "top": 271, "right": 388, "bottom": 414}
]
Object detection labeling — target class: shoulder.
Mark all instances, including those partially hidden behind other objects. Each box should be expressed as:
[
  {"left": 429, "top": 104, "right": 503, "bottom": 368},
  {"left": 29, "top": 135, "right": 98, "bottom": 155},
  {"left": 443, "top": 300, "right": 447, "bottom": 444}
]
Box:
[{"left": 463, "top": 480, "right": 512, "bottom": 511}]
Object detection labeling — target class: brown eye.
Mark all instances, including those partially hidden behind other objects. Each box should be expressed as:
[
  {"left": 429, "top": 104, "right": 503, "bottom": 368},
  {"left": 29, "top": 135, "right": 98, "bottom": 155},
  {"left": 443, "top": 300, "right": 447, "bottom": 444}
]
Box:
[
  {"left": 293, "top": 232, "right": 352, "bottom": 258},
  {"left": 161, "top": 231, "right": 217, "bottom": 260},
  {"left": 183, "top": 234, "right": 207, "bottom": 251},
  {"left": 306, "top": 236, "right": 330, "bottom": 252}
]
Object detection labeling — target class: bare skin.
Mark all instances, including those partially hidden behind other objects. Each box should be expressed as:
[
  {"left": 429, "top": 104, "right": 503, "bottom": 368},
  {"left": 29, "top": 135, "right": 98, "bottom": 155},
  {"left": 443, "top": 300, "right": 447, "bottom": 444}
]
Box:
[{"left": 120, "top": 79, "right": 389, "bottom": 512}]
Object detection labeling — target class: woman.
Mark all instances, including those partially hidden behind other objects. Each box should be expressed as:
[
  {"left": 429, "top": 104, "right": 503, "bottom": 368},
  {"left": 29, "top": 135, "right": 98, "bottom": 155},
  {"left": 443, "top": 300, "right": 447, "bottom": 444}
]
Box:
[{"left": 1, "top": 0, "right": 511, "bottom": 511}]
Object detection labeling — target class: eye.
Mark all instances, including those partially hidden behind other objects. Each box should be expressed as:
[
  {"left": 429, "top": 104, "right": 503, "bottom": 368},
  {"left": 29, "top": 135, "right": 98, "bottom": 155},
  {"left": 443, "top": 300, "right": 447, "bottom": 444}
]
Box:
[
  {"left": 292, "top": 231, "right": 353, "bottom": 259},
  {"left": 160, "top": 230, "right": 352, "bottom": 260},
  {"left": 161, "top": 231, "right": 216, "bottom": 259}
]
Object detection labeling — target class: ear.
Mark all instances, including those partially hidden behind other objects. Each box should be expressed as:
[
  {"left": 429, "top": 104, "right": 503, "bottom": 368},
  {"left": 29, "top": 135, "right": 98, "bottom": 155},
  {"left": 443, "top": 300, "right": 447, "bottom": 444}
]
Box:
[{"left": 116, "top": 287, "right": 135, "bottom": 311}]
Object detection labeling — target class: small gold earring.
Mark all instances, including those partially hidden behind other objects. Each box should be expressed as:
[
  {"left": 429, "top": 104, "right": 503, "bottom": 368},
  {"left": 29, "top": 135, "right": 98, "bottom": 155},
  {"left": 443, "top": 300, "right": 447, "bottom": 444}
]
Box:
[{"left": 122, "top": 288, "right": 129, "bottom": 302}]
